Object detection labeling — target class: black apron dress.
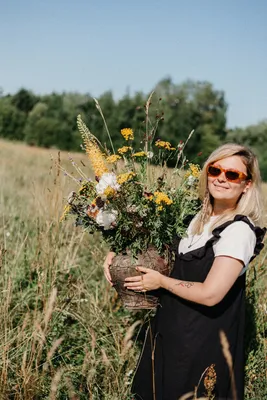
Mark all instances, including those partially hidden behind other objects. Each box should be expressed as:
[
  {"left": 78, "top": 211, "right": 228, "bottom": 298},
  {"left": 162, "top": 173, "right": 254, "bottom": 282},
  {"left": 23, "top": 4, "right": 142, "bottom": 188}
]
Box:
[{"left": 131, "top": 215, "right": 265, "bottom": 400}]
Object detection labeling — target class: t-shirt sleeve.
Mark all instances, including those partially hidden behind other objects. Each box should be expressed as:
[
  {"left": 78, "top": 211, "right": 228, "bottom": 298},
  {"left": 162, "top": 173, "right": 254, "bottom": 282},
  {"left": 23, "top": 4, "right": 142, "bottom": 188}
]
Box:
[{"left": 213, "top": 221, "right": 256, "bottom": 266}]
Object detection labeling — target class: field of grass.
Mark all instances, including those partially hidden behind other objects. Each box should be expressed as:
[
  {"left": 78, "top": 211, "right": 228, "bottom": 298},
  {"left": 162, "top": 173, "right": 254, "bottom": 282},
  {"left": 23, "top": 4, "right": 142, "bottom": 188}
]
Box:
[{"left": 0, "top": 139, "right": 266, "bottom": 399}]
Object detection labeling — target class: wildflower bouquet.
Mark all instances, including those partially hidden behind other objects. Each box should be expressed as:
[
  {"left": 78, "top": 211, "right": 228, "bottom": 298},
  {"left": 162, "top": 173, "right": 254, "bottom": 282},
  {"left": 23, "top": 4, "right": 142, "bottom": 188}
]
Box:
[{"left": 61, "top": 96, "right": 200, "bottom": 308}]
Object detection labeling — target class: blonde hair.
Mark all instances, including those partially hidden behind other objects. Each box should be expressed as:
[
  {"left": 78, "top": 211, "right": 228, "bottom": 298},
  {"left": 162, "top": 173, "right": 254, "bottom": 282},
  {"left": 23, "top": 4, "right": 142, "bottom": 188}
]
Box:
[{"left": 192, "top": 143, "right": 263, "bottom": 235}]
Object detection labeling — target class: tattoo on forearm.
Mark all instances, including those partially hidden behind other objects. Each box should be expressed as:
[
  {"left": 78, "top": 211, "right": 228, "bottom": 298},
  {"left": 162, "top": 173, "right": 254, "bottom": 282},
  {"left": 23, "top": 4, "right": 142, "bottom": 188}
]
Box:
[
  {"left": 177, "top": 281, "right": 194, "bottom": 288},
  {"left": 167, "top": 281, "right": 194, "bottom": 293}
]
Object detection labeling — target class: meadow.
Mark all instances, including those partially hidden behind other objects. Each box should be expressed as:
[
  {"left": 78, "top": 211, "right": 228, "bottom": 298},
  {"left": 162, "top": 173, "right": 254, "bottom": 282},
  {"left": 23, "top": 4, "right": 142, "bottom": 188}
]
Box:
[{"left": 0, "top": 139, "right": 266, "bottom": 399}]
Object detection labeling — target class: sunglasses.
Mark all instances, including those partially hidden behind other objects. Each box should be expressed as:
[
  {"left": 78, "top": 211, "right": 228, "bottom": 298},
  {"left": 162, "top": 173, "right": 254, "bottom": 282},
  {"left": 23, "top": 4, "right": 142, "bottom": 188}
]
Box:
[{"left": 207, "top": 164, "right": 248, "bottom": 182}]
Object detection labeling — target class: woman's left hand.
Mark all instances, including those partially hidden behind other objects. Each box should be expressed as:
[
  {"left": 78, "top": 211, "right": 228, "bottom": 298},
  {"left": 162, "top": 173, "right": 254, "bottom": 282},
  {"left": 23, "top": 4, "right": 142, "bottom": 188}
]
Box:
[{"left": 124, "top": 266, "right": 163, "bottom": 292}]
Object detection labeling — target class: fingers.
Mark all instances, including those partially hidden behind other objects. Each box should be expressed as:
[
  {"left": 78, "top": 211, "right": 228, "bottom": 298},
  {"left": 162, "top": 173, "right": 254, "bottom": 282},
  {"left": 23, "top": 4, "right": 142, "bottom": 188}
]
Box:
[
  {"left": 103, "top": 251, "right": 115, "bottom": 285},
  {"left": 125, "top": 282, "right": 147, "bottom": 291},
  {"left": 124, "top": 275, "right": 147, "bottom": 291},
  {"left": 103, "top": 260, "right": 112, "bottom": 281},
  {"left": 136, "top": 266, "right": 151, "bottom": 273},
  {"left": 124, "top": 281, "right": 142, "bottom": 288},
  {"left": 123, "top": 266, "right": 149, "bottom": 282},
  {"left": 124, "top": 276, "right": 143, "bottom": 282},
  {"left": 106, "top": 251, "right": 116, "bottom": 264},
  {"left": 104, "top": 268, "right": 113, "bottom": 285}
]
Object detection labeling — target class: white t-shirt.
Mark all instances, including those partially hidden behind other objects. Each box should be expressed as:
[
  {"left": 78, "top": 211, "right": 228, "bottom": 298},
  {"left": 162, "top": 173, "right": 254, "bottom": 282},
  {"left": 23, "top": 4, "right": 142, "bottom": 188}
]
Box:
[{"left": 178, "top": 216, "right": 256, "bottom": 275}]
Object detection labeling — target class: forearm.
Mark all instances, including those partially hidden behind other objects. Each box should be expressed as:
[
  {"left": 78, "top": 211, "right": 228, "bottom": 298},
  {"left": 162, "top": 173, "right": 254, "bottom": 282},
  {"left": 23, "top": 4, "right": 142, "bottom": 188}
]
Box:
[
  {"left": 160, "top": 275, "right": 213, "bottom": 306},
  {"left": 127, "top": 257, "right": 243, "bottom": 306}
]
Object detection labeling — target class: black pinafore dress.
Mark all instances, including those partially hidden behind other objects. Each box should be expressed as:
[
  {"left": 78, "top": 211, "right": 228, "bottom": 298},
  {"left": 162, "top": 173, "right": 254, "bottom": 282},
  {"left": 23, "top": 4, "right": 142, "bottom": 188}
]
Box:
[{"left": 132, "top": 215, "right": 265, "bottom": 400}]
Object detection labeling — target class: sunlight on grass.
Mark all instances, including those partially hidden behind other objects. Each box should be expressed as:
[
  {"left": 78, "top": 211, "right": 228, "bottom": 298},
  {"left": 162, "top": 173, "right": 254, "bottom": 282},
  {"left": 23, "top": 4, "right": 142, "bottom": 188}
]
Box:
[{"left": 0, "top": 139, "right": 266, "bottom": 399}]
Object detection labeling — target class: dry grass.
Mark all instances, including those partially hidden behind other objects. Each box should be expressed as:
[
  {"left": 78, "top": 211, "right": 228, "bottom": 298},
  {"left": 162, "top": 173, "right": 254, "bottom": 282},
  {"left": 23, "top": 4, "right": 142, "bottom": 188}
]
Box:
[
  {"left": 0, "top": 139, "right": 266, "bottom": 399},
  {"left": 0, "top": 139, "right": 140, "bottom": 399}
]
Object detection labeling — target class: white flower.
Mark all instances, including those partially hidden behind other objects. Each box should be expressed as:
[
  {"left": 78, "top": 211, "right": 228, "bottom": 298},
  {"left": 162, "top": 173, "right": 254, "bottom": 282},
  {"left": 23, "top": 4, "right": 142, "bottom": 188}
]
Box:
[
  {"left": 96, "top": 209, "right": 118, "bottom": 230},
  {"left": 67, "top": 191, "right": 76, "bottom": 204},
  {"left": 147, "top": 151, "right": 154, "bottom": 159},
  {"left": 187, "top": 175, "right": 196, "bottom": 187},
  {"left": 96, "top": 172, "right": 120, "bottom": 195},
  {"left": 126, "top": 204, "right": 138, "bottom": 213}
]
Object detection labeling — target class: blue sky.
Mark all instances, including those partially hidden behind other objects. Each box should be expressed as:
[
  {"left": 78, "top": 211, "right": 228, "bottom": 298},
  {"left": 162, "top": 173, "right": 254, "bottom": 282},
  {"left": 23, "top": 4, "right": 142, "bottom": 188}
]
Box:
[{"left": 1, "top": 0, "right": 266, "bottom": 128}]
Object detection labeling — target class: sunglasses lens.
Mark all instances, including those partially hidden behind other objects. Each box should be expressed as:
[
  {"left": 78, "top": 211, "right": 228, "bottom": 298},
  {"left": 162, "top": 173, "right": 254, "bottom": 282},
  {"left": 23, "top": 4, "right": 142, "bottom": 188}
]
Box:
[
  {"left": 208, "top": 166, "right": 222, "bottom": 177},
  {"left": 225, "top": 171, "right": 240, "bottom": 181}
]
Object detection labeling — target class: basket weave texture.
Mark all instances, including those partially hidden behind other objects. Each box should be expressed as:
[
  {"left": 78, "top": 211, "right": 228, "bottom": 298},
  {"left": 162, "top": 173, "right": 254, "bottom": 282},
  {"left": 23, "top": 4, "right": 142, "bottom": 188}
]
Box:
[{"left": 109, "top": 247, "right": 171, "bottom": 310}]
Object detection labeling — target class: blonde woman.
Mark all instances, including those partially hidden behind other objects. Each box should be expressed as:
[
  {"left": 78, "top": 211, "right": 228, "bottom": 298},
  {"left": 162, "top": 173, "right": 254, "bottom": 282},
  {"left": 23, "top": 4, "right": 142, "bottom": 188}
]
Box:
[{"left": 104, "top": 144, "right": 266, "bottom": 400}]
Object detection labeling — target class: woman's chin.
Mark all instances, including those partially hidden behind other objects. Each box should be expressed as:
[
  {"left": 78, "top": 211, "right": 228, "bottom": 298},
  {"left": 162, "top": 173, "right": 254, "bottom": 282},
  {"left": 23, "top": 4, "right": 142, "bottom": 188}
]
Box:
[{"left": 210, "top": 190, "right": 231, "bottom": 200}]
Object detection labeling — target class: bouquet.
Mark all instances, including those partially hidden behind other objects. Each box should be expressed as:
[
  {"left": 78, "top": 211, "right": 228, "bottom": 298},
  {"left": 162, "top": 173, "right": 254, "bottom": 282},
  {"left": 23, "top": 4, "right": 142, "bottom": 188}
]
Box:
[{"left": 60, "top": 95, "right": 201, "bottom": 308}]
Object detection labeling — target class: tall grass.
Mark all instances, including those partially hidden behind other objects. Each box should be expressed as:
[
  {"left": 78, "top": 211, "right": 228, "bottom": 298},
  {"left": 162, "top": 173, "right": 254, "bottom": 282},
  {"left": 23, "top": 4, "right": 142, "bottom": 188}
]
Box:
[{"left": 0, "top": 139, "right": 266, "bottom": 399}]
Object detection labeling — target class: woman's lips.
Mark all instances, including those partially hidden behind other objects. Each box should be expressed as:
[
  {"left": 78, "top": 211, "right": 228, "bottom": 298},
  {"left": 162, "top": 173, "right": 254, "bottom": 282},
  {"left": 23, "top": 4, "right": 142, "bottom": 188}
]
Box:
[{"left": 213, "top": 184, "right": 228, "bottom": 189}]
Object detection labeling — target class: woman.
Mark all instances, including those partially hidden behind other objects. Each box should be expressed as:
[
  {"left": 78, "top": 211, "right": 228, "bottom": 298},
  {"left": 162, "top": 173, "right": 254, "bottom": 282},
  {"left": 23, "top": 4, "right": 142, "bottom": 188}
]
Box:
[{"left": 104, "top": 144, "right": 266, "bottom": 400}]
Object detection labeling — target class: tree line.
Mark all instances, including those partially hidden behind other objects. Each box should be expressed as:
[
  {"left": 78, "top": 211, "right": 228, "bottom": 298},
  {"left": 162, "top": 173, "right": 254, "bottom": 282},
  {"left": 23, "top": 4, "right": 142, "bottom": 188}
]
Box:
[{"left": 0, "top": 78, "right": 267, "bottom": 179}]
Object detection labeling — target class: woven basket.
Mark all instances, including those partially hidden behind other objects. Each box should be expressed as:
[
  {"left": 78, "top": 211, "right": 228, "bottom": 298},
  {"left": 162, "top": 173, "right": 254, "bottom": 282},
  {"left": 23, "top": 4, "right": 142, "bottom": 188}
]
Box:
[{"left": 109, "top": 247, "right": 171, "bottom": 310}]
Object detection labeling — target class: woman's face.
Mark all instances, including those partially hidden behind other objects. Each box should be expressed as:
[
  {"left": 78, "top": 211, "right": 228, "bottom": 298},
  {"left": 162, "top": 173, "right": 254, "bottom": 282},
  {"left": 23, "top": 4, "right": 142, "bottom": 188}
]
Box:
[{"left": 207, "top": 155, "right": 251, "bottom": 206}]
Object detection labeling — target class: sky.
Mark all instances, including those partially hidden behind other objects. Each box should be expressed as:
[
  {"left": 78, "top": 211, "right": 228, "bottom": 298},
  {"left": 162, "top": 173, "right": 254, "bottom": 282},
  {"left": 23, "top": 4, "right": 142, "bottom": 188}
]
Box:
[{"left": 0, "top": 0, "right": 267, "bottom": 128}]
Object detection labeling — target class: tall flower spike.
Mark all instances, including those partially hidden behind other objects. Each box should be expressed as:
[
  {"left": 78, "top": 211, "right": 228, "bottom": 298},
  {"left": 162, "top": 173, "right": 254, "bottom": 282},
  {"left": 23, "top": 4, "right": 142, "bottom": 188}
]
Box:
[{"left": 77, "top": 115, "right": 109, "bottom": 178}]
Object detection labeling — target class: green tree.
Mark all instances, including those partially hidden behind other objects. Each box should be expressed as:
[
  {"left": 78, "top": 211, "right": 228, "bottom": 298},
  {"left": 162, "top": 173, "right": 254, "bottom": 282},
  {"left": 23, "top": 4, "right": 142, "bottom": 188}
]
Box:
[
  {"left": 154, "top": 79, "right": 228, "bottom": 164},
  {"left": 0, "top": 97, "right": 26, "bottom": 140},
  {"left": 11, "top": 88, "right": 38, "bottom": 113},
  {"left": 226, "top": 121, "right": 267, "bottom": 180},
  {"left": 0, "top": 79, "right": 230, "bottom": 166}
]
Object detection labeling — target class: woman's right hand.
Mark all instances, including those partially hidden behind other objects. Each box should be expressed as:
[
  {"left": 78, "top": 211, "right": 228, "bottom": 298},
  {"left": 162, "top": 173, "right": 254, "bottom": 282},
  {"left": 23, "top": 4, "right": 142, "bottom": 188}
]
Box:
[{"left": 103, "top": 251, "right": 116, "bottom": 285}]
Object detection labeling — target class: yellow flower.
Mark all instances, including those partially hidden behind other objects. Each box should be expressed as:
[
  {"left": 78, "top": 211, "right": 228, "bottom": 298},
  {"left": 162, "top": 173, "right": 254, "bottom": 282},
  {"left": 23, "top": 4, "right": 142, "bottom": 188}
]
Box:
[
  {"left": 184, "top": 163, "right": 201, "bottom": 179},
  {"left": 155, "top": 141, "right": 175, "bottom": 151},
  {"left": 104, "top": 186, "right": 116, "bottom": 198},
  {"left": 153, "top": 191, "right": 173, "bottom": 206},
  {"left": 121, "top": 128, "right": 134, "bottom": 141},
  {"left": 157, "top": 205, "right": 164, "bottom": 211},
  {"left": 60, "top": 204, "right": 71, "bottom": 222},
  {"left": 132, "top": 151, "right": 147, "bottom": 157},
  {"left": 77, "top": 115, "right": 109, "bottom": 177},
  {"left": 189, "top": 163, "right": 201, "bottom": 178},
  {"left": 118, "top": 146, "right": 132, "bottom": 154},
  {"left": 106, "top": 154, "right": 121, "bottom": 163},
  {"left": 117, "top": 172, "right": 136, "bottom": 185},
  {"left": 79, "top": 185, "right": 87, "bottom": 193},
  {"left": 84, "top": 141, "right": 109, "bottom": 177}
]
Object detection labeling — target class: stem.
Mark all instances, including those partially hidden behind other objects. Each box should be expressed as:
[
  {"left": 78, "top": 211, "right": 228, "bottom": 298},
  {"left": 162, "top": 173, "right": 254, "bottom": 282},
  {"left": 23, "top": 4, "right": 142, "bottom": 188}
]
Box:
[
  {"left": 144, "top": 92, "right": 154, "bottom": 183},
  {"left": 94, "top": 98, "right": 116, "bottom": 155}
]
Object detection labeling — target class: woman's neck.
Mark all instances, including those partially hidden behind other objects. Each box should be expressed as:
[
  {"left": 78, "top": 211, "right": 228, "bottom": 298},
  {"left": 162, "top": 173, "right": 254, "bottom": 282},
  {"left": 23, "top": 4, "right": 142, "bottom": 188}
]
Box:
[{"left": 212, "top": 201, "right": 236, "bottom": 216}]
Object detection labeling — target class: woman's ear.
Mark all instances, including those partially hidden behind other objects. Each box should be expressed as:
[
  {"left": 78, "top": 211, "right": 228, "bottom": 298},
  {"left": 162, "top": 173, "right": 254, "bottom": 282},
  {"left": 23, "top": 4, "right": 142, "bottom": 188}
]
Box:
[{"left": 243, "top": 180, "right": 252, "bottom": 194}]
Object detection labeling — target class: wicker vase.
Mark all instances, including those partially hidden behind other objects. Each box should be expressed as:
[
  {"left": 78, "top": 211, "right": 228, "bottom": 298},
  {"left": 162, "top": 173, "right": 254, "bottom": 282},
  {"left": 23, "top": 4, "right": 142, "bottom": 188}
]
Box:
[{"left": 109, "top": 247, "right": 171, "bottom": 310}]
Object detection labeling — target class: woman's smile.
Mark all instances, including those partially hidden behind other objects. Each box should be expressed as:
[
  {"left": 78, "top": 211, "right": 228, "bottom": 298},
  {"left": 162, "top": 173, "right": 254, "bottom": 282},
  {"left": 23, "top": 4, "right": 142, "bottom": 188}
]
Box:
[{"left": 213, "top": 183, "right": 229, "bottom": 190}]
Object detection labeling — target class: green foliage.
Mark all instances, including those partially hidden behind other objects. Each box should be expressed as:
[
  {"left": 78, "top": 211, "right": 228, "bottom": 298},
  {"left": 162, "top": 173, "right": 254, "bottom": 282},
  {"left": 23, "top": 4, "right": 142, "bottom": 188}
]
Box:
[
  {"left": 0, "top": 140, "right": 266, "bottom": 399},
  {"left": 0, "top": 96, "right": 27, "bottom": 140},
  {"left": 226, "top": 121, "right": 267, "bottom": 180},
  {"left": 2, "top": 79, "right": 267, "bottom": 181},
  {"left": 154, "top": 79, "right": 227, "bottom": 164},
  {"left": 0, "top": 79, "right": 228, "bottom": 166},
  {"left": 11, "top": 88, "right": 39, "bottom": 113},
  {"left": 62, "top": 113, "right": 201, "bottom": 257},
  {"left": 244, "top": 263, "right": 267, "bottom": 399}
]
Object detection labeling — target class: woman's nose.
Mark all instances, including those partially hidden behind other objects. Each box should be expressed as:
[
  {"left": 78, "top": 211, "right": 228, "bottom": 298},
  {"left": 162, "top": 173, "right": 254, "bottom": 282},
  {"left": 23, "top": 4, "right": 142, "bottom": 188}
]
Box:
[{"left": 217, "top": 172, "right": 227, "bottom": 182}]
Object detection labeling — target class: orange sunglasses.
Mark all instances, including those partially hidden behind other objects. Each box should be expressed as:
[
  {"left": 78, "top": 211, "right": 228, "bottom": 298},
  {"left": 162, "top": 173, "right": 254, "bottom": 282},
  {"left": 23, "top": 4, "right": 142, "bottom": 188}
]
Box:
[{"left": 207, "top": 164, "right": 248, "bottom": 182}]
